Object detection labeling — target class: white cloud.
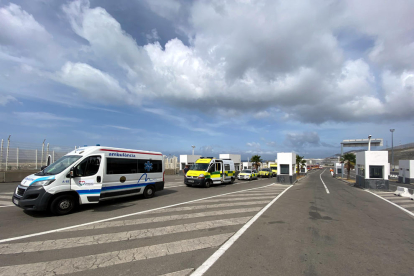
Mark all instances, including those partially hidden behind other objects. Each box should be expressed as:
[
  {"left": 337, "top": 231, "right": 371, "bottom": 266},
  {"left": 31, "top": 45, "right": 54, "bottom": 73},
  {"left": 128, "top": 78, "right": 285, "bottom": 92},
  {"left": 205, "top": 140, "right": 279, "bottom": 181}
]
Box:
[
  {"left": 2, "top": 0, "right": 414, "bottom": 125},
  {"left": 13, "top": 112, "right": 81, "bottom": 122},
  {"left": 53, "top": 62, "right": 134, "bottom": 105},
  {"left": 0, "top": 95, "right": 17, "bottom": 106}
]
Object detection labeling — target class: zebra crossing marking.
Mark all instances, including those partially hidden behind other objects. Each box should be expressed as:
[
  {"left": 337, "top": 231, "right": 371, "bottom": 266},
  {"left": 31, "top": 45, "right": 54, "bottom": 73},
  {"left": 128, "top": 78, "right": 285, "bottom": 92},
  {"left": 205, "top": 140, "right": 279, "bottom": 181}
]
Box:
[
  {"left": 0, "top": 200, "right": 12, "bottom": 206},
  {"left": 63, "top": 207, "right": 262, "bottom": 232},
  {"left": 366, "top": 190, "right": 414, "bottom": 218},
  {"left": 0, "top": 183, "right": 276, "bottom": 243},
  {"left": 0, "top": 217, "right": 249, "bottom": 254},
  {"left": 0, "top": 233, "right": 233, "bottom": 276}
]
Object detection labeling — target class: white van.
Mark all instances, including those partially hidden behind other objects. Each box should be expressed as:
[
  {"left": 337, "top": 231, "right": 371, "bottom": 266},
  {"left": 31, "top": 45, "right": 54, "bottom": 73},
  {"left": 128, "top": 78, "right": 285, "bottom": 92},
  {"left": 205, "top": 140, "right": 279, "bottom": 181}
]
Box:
[{"left": 12, "top": 146, "right": 164, "bottom": 215}]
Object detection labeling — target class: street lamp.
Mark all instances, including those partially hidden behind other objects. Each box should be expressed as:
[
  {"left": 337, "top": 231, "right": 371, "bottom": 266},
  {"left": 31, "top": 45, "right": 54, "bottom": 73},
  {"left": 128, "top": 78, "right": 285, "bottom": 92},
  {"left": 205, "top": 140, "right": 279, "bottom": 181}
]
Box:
[
  {"left": 191, "top": 145, "right": 195, "bottom": 155},
  {"left": 390, "top": 129, "right": 395, "bottom": 171}
]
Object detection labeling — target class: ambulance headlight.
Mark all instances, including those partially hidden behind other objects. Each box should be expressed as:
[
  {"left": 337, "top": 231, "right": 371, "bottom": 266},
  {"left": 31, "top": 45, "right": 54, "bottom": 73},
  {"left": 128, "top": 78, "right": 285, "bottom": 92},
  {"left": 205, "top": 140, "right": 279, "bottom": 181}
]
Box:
[
  {"left": 198, "top": 174, "right": 205, "bottom": 179},
  {"left": 32, "top": 180, "right": 55, "bottom": 187}
]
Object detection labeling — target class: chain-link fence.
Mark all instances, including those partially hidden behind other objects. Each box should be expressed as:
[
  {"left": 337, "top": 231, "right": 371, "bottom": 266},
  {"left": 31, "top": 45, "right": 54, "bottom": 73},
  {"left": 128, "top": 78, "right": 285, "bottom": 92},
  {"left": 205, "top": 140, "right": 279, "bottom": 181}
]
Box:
[{"left": 0, "top": 137, "right": 76, "bottom": 171}]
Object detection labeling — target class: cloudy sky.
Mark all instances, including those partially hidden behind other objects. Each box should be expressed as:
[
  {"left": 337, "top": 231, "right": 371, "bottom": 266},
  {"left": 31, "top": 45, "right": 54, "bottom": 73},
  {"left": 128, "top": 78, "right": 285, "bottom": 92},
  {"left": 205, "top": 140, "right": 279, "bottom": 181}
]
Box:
[{"left": 1, "top": 0, "right": 413, "bottom": 159}]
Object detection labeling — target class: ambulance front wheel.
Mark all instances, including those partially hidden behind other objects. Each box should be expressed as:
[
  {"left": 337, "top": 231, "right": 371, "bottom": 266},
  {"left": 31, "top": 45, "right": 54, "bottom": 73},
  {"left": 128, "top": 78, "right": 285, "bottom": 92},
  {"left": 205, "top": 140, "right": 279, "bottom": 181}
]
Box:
[
  {"left": 143, "top": 185, "right": 155, "bottom": 198},
  {"left": 50, "top": 194, "right": 76, "bottom": 216},
  {"left": 204, "top": 180, "right": 211, "bottom": 188}
]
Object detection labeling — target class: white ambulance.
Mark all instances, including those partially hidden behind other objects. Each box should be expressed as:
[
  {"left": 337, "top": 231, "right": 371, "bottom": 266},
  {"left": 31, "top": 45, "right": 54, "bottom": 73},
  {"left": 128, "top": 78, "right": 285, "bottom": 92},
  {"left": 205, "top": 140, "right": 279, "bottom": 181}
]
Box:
[{"left": 12, "top": 146, "right": 164, "bottom": 215}]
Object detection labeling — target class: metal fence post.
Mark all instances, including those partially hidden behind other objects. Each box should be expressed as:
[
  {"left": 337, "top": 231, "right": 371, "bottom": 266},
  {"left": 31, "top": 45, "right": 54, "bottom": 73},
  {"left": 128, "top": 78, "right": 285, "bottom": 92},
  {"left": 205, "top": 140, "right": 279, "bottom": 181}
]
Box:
[
  {"left": 41, "top": 139, "right": 45, "bottom": 167},
  {"left": 5, "top": 135, "right": 10, "bottom": 171},
  {"left": 0, "top": 139, "right": 3, "bottom": 171},
  {"left": 52, "top": 150, "right": 55, "bottom": 163},
  {"left": 36, "top": 149, "right": 38, "bottom": 169},
  {"left": 46, "top": 143, "right": 49, "bottom": 165},
  {"left": 17, "top": 148, "right": 19, "bottom": 169}
]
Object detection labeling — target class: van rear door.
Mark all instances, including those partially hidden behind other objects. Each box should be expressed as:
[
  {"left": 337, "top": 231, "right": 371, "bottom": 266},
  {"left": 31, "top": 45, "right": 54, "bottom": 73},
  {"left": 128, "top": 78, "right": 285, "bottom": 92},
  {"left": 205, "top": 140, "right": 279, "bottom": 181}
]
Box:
[{"left": 71, "top": 155, "right": 103, "bottom": 204}]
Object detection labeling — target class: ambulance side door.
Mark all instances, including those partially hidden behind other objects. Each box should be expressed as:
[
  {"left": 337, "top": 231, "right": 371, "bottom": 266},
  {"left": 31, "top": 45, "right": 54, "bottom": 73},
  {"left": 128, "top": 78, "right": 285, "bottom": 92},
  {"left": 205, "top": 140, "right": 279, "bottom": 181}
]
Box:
[{"left": 71, "top": 155, "right": 103, "bottom": 204}]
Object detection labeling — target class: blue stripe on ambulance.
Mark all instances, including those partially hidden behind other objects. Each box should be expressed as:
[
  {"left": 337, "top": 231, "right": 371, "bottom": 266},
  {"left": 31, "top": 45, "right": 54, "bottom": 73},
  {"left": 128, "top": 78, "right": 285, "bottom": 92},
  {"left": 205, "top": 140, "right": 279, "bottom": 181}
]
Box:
[
  {"left": 101, "top": 182, "right": 154, "bottom": 192},
  {"left": 77, "top": 189, "right": 101, "bottom": 195},
  {"left": 29, "top": 176, "right": 55, "bottom": 186}
]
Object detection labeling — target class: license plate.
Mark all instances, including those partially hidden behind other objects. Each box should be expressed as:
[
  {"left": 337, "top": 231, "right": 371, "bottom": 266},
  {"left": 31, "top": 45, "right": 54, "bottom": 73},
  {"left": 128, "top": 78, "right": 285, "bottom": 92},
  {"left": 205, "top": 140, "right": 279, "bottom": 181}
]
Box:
[
  {"left": 188, "top": 180, "right": 194, "bottom": 183},
  {"left": 13, "top": 198, "right": 19, "bottom": 205}
]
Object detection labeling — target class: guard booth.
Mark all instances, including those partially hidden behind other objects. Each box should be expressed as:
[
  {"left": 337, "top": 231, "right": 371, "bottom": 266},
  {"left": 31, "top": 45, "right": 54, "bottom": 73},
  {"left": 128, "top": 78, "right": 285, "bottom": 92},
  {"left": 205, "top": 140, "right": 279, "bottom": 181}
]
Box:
[
  {"left": 398, "top": 160, "right": 414, "bottom": 184},
  {"left": 277, "top": 152, "right": 296, "bottom": 184},
  {"left": 334, "top": 163, "right": 342, "bottom": 177},
  {"left": 355, "top": 151, "right": 389, "bottom": 190},
  {"left": 299, "top": 162, "right": 307, "bottom": 175}
]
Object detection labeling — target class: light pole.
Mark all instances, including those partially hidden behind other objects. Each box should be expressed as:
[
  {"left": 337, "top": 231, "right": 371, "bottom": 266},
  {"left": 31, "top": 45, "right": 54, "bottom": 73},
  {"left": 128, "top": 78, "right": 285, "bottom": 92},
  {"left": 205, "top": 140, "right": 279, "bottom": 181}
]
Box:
[
  {"left": 191, "top": 145, "right": 195, "bottom": 155},
  {"left": 390, "top": 129, "right": 395, "bottom": 171}
]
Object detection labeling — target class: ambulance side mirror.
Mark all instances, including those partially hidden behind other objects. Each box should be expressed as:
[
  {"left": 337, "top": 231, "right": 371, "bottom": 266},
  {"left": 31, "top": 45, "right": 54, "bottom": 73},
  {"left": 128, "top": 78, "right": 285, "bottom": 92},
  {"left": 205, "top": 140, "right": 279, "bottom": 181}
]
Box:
[{"left": 70, "top": 167, "right": 76, "bottom": 178}]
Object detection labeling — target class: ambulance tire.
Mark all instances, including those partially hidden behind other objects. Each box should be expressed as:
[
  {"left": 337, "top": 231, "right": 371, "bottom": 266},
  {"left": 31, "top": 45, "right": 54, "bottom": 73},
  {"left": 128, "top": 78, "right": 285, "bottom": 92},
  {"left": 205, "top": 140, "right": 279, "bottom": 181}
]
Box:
[
  {"left": 143, "top": 185, "right": 155, "bottom": 198},
  {"left": 50, "top": 194, "right": 76, "bottom": 216},
  {"left": 204, "top": 180, "right": 211, "bottom": 188},
  {"left": 231, "top": 177, "right": 235, "bottom": 184},
  {"left": 249, "top": 176, "right": 252, "bottom": 181}
]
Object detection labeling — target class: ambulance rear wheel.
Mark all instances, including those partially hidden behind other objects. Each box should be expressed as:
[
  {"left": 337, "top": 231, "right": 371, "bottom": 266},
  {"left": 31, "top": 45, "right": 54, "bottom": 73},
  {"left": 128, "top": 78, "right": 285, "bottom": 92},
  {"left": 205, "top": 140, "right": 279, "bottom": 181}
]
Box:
[
  {"left": 231, "top": 178, "right": 235, "bottom": 184},
  {"left": 50, "top": 194, "right": 76, "bottom": 216},
  {"left": 204, "top": 180, "right": 211, "bottom": 188},
  {"left": 143, "top": 185, "right": 155, "bottom": 198}
]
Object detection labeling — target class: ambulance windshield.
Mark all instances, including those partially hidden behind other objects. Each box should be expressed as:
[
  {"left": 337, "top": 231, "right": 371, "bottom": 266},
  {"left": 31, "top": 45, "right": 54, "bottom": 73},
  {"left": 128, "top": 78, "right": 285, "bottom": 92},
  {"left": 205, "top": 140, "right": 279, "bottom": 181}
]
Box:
[
  {"left": 190, "top": 163, "right": 210, "bottom": 171},
  {"left": 36, "top": 155, "right": 82, "bottom": 176}
]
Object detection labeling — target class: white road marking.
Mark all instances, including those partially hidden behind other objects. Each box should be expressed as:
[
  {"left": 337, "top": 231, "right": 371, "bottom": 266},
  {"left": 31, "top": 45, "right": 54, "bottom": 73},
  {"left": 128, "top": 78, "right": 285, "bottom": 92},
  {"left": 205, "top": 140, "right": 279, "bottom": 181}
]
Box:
[
  {"left": 152, "top": 201, "right": 271, "bottom": 213},
  {"left": 0, "top": 217, "right": 249, "bottom": 254},
  {"left": 0, "top": 233, "right": 233, "bottom": 276},
  {"left": 320, "top": 169, "right": 330, "bottom": 194},
  {"left": 0, "top": 195, "right": 11, "bottom": 200},
  {"left": 191, "top": 185, "right": 293, "bottom": 276},
  {"left": 0, "top": 184, "right": 275, "bottom": 243},
  {"left": 0, "top": 200, "right": 12, "bottom": 206},
  {"left": 366, "top": 190, "right": 414, "bottom": 218},
  {"left": 0, "top": 192, "right": 13, "bottom": 195},
  {"left": 64, "top": 207, "right": 262, "bottom": 232},
  {"left": 165, "top": 185, "right": 186, "bottom": 188},
  {"left": 197, "top": 196, "right": 275, "bottom": 203},
  {"left": 159, "top": 268, "right": 194, "bottom": 276},
  {"left": 0, "top": 205, "right": 14, "bottom": 208}
]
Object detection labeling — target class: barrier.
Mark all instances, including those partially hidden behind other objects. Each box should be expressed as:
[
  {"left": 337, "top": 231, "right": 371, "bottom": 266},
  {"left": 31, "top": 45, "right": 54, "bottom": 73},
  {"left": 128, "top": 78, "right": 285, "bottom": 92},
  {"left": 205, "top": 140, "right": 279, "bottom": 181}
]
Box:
[{"left": 394, "top": 186, "right": 412, "bottom": 197}]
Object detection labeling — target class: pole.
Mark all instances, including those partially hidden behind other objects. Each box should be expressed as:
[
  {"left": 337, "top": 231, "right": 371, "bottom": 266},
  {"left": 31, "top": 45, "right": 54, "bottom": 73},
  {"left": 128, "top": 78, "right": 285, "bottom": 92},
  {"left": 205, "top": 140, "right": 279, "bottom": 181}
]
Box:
[
  {"left": 52, "top": 150, "right": 55, "bottom": 163},
  {"left": 36, "top": 149, "right": 38, "bottom": 170},
  {"left": 41, "top": 139, "right": 45, "bottom": 167},
  {"left": 17, "top": 148, "right": 19, "bottom": 169},
  {"left": 341, "top": 143, "right": 344, "bottom": 179},
  {"left": 46, "top": 143, "right": 49, "bottom": 165},
  {"left": 0, "top": 139, "right": 3, "bottom": 171},
  {"left": 5, "top": 135, "right": 10, "bottom": 171},
  {"left": 391, "top": 130, "right": 394, "bottom": 170}
]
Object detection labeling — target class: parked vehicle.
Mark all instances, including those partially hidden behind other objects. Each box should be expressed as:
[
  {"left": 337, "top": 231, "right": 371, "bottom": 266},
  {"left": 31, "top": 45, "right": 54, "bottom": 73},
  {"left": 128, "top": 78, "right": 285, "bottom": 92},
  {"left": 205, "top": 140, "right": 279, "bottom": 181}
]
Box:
[
  {"left": 185, "top": 157, "right": 236, "bottom": 188},
  {"left": 259, "top": 168, "right": 273, "bottom": 178},
  {"left": 238, "top": 169, "right": 258, "bottom": 181},
  {"left": 13, "top": 146, "right": 164, "bottom": 215},
  {"left": 270, "top": 164, "right": 278, "bottom": 176}
]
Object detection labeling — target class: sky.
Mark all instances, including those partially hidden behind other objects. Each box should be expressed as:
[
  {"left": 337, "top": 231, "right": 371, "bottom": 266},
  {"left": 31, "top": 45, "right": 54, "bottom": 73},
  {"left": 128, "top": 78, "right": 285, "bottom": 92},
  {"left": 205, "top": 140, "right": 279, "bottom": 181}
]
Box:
[{"left": 0, "top": 0, "right": 414, "bottom": 160}]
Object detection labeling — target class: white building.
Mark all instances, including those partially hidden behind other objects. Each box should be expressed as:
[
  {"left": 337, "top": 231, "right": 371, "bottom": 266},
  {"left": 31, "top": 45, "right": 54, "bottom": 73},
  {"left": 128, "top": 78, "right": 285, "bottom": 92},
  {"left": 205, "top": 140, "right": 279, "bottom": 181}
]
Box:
[
  {"left": 398, "top": 160, "right": 414, "bottom": 184},
  {"left": 356, "top": 151, "right": 389, "bottom": 190},
  {"left": 334, "top": 162, "right": 342, "bottom": 176},
  {"left": 219, "top": 154, "right": 241, "bottom": 171},
  {"left": 277, "top": 152, "right": 296, "bottom": 184},
  {"left": 179, "top": 155, "right": 202, "bottom": 170}
]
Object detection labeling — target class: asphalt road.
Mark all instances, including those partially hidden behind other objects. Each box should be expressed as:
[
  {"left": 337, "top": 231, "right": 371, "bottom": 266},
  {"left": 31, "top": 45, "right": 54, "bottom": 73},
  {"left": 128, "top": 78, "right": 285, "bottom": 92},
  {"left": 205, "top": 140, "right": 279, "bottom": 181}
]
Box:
[{"left": 0, "top": 171, "right": 413, "bottom": 276}]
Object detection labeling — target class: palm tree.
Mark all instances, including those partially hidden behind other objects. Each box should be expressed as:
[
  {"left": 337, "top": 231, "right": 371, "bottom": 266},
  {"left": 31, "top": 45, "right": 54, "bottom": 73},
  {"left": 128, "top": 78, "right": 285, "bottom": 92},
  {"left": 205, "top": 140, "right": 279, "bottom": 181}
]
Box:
[
  {"left": 300, "top": 159, "right": 306, "bottom": 173},
  {"left": 250, "top": 155, "right": 262, "bottom": 170},
  {"left": 341, "top": 153, "right": 356, "bottom": 180},
  {"left": 296, "top": 155, "right": 304, "bottom": 174}
]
